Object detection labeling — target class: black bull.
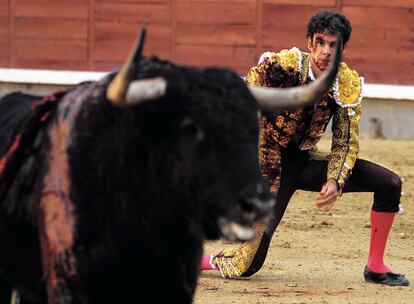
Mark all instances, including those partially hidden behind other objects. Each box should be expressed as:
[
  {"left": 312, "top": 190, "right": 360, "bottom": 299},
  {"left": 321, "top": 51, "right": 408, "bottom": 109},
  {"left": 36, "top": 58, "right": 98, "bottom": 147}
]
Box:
[{"left": 0, "top": 32, "right": 341, "bottom": 303}]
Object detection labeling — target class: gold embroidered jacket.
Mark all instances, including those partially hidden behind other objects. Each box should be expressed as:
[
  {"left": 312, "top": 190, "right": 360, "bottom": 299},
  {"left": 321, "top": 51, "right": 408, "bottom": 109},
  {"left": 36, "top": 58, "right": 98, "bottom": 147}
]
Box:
[{"left": 247, "top": 48, "right": 364, "bottom": 191}]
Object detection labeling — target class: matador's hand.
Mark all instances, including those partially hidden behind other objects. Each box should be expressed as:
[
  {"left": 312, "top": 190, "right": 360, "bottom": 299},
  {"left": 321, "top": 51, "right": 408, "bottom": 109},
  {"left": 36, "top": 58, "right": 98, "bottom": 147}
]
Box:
[{"left": 314, "top": 179, "right": 340, "bottom": 211}]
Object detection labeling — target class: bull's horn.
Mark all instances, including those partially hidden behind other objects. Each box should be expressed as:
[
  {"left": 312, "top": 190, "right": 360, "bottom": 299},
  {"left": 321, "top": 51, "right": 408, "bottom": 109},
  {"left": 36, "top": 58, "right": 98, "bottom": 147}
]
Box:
[
  {"left": 106, "top": 28, "right": 147, "bottom": 104},
  {"left": 251, "top": 36, "right": 343, "bottom": 112},
  {"left": 125, "top": 77, "right": 167, "bottom": 104}
]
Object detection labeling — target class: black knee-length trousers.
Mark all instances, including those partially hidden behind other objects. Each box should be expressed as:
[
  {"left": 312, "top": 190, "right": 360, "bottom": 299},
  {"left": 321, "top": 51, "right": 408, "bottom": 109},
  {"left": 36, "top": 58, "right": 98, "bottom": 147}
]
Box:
[{"left": 243, "top": 147, "right": 402, "bottom": 277}]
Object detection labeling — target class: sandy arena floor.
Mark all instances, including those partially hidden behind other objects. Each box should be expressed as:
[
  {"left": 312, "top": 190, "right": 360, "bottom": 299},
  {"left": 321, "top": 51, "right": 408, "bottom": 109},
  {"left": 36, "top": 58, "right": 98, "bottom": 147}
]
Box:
[{"left": 195, "top": 139, "right": 414, "bottom": 304}]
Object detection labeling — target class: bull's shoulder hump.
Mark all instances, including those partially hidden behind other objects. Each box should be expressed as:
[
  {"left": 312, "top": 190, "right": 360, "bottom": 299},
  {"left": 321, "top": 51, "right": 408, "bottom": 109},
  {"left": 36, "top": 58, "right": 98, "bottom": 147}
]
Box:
[{"left": 334, "top": 62, "right": 364, "bottom": 108}]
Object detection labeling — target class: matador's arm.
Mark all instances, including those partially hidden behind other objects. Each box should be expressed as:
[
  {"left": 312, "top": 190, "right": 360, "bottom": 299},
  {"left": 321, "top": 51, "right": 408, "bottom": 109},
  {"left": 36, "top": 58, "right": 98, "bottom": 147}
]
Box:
[{"left": 328, "top": 63, "right": 364, "bottom": 189}]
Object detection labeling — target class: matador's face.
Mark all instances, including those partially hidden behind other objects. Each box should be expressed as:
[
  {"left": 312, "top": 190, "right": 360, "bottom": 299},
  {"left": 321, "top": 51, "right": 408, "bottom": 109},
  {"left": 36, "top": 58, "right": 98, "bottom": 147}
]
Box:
[{"left": 307, "top": 32, "right": 340, "bottom": 78}]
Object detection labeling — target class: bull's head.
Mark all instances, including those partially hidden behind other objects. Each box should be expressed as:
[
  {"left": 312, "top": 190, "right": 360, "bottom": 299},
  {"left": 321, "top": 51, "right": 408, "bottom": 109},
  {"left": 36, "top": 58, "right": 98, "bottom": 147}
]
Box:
[{"left": 105, "top": 28, "right": 342, "bottom": 241}]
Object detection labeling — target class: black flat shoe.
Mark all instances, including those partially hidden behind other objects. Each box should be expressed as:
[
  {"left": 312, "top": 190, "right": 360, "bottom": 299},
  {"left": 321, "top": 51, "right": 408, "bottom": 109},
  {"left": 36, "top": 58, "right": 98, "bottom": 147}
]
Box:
[{"left": 364, "top": 266, "right": 410, "bottom": 286}]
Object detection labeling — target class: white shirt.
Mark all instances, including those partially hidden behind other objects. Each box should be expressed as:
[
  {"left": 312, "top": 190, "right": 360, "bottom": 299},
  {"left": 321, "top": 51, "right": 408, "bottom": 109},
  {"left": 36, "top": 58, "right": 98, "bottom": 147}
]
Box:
[
  {"left": 308, "top": 61, "right": 319, "bottom": 110},
  {"left": 308, "top": 61, "right": 316, "bottom": 81}
]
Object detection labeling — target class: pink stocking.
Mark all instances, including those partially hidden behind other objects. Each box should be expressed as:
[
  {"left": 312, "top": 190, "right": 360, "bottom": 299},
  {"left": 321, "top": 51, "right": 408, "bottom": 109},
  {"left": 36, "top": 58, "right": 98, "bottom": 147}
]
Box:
[
  {"left": 200, "top": 255, "right": 218, "bottom": 271},
  {"left": 367, "top": 210, "right": 396, "bottom": 273}
]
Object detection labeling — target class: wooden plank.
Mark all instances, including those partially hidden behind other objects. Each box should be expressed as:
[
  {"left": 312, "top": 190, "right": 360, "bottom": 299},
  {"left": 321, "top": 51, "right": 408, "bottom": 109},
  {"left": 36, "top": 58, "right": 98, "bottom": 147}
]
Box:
[
  {"left": 175, "top": 44, "right": 256, "bottom": 75},
  {"left": 261, "top": 4, "right": 334, "bottom": 53},
  {"left": 93, "top": 21, "right": 171, "bottom": 61},
  {"left": 176, "top": 2, "right": 256, "bottom": 25},
  {"left": 346, "top": 28, "right": 385, "bottom": 50},
  {"left": 336, "top": 52, "right": 384, "bottom": 83},
  {"left": 95, "top": 2, "right": 171, "bottom": 24},
  {"left": 343, "top": 0, "right": 414, "bottom": 8},
  {"left": 340, "top": 58, "right": 368, "bottom": 75},
  {"left": 395, "top": 74, "right": 414, "bottom": 85},
  {"left": 13, "top": 59, "right": 89, "bottom": 71},
  {"left": 177, "top": 24, "right": 256, "bottom": 46},
  {"left": 0, "top": 17, "right": 9, "bottom": 38},
  {"left": 0, "top": 0, "right": 8, "bottom": 66},
  {"left": 335, "top": 0, "right": 342, "bottom": 10},
  {"left": 357, "top": 71, "right": 385, "bottom": 84},
  {"left": 94, "top": 39, "right": 170, "bottom": 63},
  {"left": 95, "top": 0, "right": 168, "bottom": 3},
  {"left": 93, "top": 20, "right": 171, "bottom": 41},
  {"left": 15, "top": 18, "right": 88, "bottom": 40},
  {"left": 0, "top": 39, "right": 8, "bottom": 66},
  {"left": 262, "top": 0, "right": 335, "bottom": 5},
  {"left": 88, "top": 0, "right": 94, "bottom": 69},
  {"left": 15, "top": 0, "right": 88, "bottom": 19},
  {"left": 353, "top": 68, "right": 414, "bottom": 85},
  {"left": 343, "top": 6, "right": 413, "bottom": 30},
  {"left": 386, "top": 29, "right": 414, "bottom": 52},
  {"left": 390, "top": 47, "right": 414, "bottom": 68},
  {"left": 175, "top": 44, "right": 256, "bottom": 66},
  {"left": 0, "top": 0, "right": 8, "bottom": 17},
  {"left": 262, "top": 4, "right": 334, "bottom": 28},
  {"left": 340, "top": 55, "right": 379, "bottom": 73},
  {"left": 9, "top": 0, "right": 15, "bottom": 66},
  {"left": 347, "top": 28, "right": 414, "bottom": 54},
  {"left": 179, "top": 0, "right": 331, "bottom": 7},
  {"left": 2, "top": 0, "right": 412, "bottom": 85},
  {"left": 256, "top": 0, "right": 263, "bottom": 59},
  {"left": 93, "top": 61, "right": 121, "bottom": 72},
  {"left": 262, "top": 27, "right": 308, "bottom": 52},
  {"left": 176, "top": 2, "right": 256, "bottom": 46},
  {"left": 346, "top": 51, "right": 414, "bottom": 84},
  {"left": 178, "top": 0, "right": 255, "bottom": 3},
  {"left": 385, "top": 57, "right": 414, "bottom": 75},
  {"left": 15, "top": 39, "right": 88, "bottom": 61},
  {"left": 170, "top": 0, "right": 177, "bottom": 61}
]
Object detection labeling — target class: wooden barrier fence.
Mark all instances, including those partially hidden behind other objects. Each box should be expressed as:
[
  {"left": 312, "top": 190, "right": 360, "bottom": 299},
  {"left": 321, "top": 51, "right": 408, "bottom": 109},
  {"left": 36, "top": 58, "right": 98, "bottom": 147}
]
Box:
[{"left": 0, "top": 0, "right": 413, "bottom": 85}]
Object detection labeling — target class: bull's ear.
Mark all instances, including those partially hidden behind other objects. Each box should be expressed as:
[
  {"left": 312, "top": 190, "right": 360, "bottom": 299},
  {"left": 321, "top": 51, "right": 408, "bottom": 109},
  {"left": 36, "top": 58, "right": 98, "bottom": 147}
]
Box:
[{"left": 106, "top": 27, "right": 147, "bottom": 105}]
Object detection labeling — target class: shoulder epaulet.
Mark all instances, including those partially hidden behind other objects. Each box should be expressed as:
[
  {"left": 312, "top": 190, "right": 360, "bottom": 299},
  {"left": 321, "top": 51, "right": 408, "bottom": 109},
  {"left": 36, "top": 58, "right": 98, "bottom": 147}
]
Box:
[
  {"left": 258, "top": 47, "right": 302, "bottom": 74},
  {"left": 333, "top": 62, "right": 364, "bottom": 116}
]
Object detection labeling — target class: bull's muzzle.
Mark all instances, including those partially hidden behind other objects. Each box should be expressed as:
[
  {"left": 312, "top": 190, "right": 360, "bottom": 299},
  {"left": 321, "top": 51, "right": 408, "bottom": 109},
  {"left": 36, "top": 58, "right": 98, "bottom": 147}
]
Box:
[
  {"left": 218, "top": 194, "right": 275, "bottom": 242},
  {"left": 240, "top": 195, "right": 275, "bottom": 220}
]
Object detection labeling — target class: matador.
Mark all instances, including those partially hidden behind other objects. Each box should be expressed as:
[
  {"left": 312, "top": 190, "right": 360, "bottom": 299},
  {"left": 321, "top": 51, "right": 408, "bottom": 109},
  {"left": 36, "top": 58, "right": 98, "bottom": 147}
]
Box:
[{"left": 201, "top": 11, "right": 409, "bottom": 287}]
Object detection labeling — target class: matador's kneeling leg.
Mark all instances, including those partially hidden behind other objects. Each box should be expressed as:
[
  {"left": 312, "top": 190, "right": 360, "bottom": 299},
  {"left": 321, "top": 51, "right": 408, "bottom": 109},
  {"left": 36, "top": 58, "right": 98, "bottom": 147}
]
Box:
[{"left": 201, "top": 224, "right": 273, "bottom": 278}]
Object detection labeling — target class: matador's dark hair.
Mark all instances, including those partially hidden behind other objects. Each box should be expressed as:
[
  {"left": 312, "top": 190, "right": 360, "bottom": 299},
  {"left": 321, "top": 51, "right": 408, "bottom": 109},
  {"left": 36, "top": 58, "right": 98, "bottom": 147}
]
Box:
[{"left": 306, "top": 11, "right": 352, "bottom": 46}]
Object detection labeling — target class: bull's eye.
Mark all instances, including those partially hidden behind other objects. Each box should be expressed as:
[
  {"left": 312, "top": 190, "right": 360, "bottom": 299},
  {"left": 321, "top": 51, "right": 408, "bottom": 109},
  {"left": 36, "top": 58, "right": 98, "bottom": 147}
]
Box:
[{"left": 180, "top": 117, "right": 204, "bottom": 141}]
